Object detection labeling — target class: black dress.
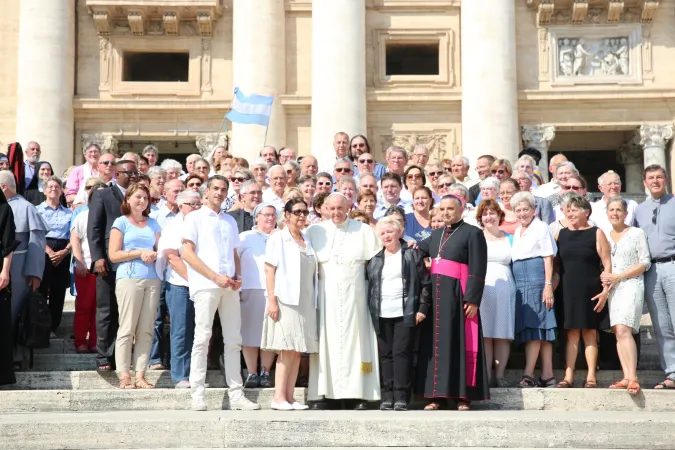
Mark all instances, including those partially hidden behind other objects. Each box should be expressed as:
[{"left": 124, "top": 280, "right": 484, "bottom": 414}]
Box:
[
  {"left": 557, "top": 227, "right": 609, "bottom": 330},
  {"left": 0, "top": 190, "right": 18, "bottom": 385},
  {"left": 415, "top": 220, "right": 490, "bottom": 402}
]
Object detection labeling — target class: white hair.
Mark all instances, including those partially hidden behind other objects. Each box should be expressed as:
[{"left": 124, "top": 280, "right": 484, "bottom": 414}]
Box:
[
  {"left": 556, "top": 161, "right": 579, "bottom": 175},
  {"left": 479, "top": 176, "right": 500, "bottom": 191},
  {"left": 449, "top": 183, "right": 469, "bottom": 200},
  {"left": 267, "top": 164, "right": 286, "bottom": 178},
  {"left": 251, "top": 158, "right": 269, "bottom": 169},
  {"left": 326, "top": 192, "right": 348, "bottom": 206},
  {"left": 376, "top": 214, "right": 404, "bottom": 235},
  {"left": 516, "top": 155, "right": 536, "bottom": 169},
  {"left": 82, "top": 141, "right": 101, "bottom": 156},
  {"left": 284, "top": 160, "right": 300, "bottom": 171},
  {"left": 240, "top": 180, "right": 259, "bottom": 194},
  {"left": 333, "top": 157, "right": 353, "bottom": 170},
  {"left": 511, "top": 191, "right": 536, "bottom": 210},
  {"left": 337, "top": 176, "right": 357, "bottom": 190},
  {"left": 186, "top": 154, "right": 201, "bottom": 164},
  {"left": 177, "top": 190, "right": 201, "bottom": 204},
  {"left": 160, "top": 159, "right": 183, "bottom": 171},
  {"left": 387, "top": 146, "right": 408, "bottom": 159},
  {"left": 413, "top": 144, "right": 429, "bottom": 154},
  {"left": 598, "top": 170, "right": 621, "bottom": 186},
  {"left": 147, "top": 166, "right": 167, "bottom": 179},
  {"left": 452, "top": 155, "right": 470, "bottom": 166},
  {"left": 0, "top": 170, "right": 16, "bottom": 191},
  {"left": 142, "top": 144, "right": 159, "bottom": 157}
]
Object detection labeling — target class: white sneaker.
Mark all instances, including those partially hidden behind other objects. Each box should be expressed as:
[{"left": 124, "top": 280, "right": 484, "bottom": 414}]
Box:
[
  {"left": 229, "top": 395, "right": 261, "bottom": 411},
  {"left": 291, "top": 402, "right": 309, "bottom": 410},
  {"left": 175, "top": 380, "right": 191, "bottom": 389},
  {"left": 271, "top": 401, "right": 294, "bottom": 411},
  {"left": 191, "top": 398, "right": 207, "bottom": 411}
]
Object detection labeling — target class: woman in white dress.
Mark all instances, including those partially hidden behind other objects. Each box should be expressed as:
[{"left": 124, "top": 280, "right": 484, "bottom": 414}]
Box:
[
  {"left": 600, "top": 197, "right": 651, "bottom": 395},
  {"left": 476, "top": 199, "right": 516, "bottom": 387}
]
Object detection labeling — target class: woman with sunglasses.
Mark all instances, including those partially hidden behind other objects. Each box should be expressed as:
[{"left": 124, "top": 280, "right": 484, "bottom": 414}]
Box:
[
  {"left": 554, "top": 174, "right": 588, "bottom": 221},
  {"left": 434, "top": 174, "right": 456, "bottom": 206},
  {"left": 316, "top": 172, "right": 333, "bottom": 195},
  {"left": 490, "top": 159, "right": 512, "bottom": 181},
  {"left": 403, "top": 165, "right": 426, "bottom": 195},
  {"left": 262, "top": 198, "right": 319, "bottom": 410},
  {"left": 184, "top": 174, "right": 203, "bottom": 193},
  {"left": 227, "top": 168, "right": 253, "bottom": 211}
]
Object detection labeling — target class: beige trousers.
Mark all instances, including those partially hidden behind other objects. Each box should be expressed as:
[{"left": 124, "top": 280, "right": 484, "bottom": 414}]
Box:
[{"left": 115, "top": 278, "right": 161, "bottom": 373}]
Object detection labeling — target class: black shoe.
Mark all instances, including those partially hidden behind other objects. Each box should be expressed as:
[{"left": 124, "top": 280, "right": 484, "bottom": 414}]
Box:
[
  {"left": 380, "top": 400, "right": 394, "bottom": 411},
  {"left": 393, "top": 401, "right": 408, "bottom": 411},
  {"left": 244, "top": 373, "right": 259, "bottom": 388},
  {"left": 354, "top": 401, "right": 369, "bottom": 411},
  {"left": 310, "top": 401, "right": 329, "bottom": 410},
  {"left": 258, "top": 367, "right": 273, "bottom": 388}
]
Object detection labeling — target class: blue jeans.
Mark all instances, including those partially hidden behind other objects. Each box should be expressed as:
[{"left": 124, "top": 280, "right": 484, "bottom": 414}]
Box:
[
  {"left": 165, "top": 282, "right": 195, "bottom": 383},
  {"left": 149, "top": 280, "right": 168, "bottom": 366},
  {"left": 645, "top": 262, "right": 675, "bottom": 380}
]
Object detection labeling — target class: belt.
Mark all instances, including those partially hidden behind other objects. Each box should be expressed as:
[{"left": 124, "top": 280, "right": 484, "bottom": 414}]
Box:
[{"left": 652, "top": 256, "right": 675, "bottom": 264}]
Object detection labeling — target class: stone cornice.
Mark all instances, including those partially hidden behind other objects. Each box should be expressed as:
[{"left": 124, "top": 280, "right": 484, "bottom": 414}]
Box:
[
  {"left": 526, "top": 0, "right": 659, "bottom": 26},
  {"left": 86, "top": 0, "right": 221, "bottom": 37}
]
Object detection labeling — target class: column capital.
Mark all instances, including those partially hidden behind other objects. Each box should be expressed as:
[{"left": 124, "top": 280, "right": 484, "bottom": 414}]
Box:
[
  {"left": 617, "top": 142, "right": 643, "bottom": 166},
  {"left": 81, "top": 133, "right": 119, "bottom": 156},
  {"left": 637, "top": 124, "right": 674, "bottom": 148},
  {"left": 195, "top": 133, "right": 228, "bottom": 157},
  {"left": 521, "top": 125, "right": 556, "bottom": 151}
]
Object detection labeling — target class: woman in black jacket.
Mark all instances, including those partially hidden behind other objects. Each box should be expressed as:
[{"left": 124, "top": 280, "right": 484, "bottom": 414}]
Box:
[{"left": 366, "top": 214, "right": 431, "bottom": 411}]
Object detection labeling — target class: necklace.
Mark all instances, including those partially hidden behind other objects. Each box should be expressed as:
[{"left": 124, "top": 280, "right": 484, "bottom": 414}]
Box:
[{"left": 435, "top": 222, "right": 464, "bottom": 263}]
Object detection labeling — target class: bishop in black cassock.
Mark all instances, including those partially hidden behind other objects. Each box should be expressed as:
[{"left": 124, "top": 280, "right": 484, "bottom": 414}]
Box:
[{"left": 415, "top": 195, "right": 489, "bottom": 410}]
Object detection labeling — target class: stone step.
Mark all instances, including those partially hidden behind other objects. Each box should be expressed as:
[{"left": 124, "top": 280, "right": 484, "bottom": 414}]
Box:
[
  {"left": 1, "top": 410, "right": 674, "bottom": 449},
  {"left": 2, "top": 369, "right": 669, "bottom": 391},
  {"left": 1, "top": 386, "right": 674, "bottom": 414}
]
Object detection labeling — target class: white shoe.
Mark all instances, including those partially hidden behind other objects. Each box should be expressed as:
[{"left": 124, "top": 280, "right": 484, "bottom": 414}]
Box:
[
  {"left": 271, "top": 401, "right": 294, "bottom": 411},
  {"left": 175, "top": 380, "right": 191, "bottom": 389},
  {"left": 191, "top": 398, "right": 207, "bottom": 411},
  {"left": 229, "top": 395, "right": 261, "bottom": 410},
  {"left": 291, "top": 402, "right": 309, "bottom": 410}
]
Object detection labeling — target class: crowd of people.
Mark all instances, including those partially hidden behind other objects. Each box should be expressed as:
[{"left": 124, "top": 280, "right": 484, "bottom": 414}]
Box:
[{"left": 0, "top": 132, "right": 674, "bottom": 413}]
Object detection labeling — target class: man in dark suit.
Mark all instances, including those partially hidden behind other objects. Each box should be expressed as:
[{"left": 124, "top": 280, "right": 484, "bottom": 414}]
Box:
[
  {"left": 227, "top": 180, "right": 262, "bottom": 233},
  {"left": 87, "top": 160, "right": 138, "bottom": 370}
]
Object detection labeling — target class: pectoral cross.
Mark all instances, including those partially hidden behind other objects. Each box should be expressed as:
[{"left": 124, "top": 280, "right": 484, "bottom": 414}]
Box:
[{"left": 435, "top": 255, "right": 441, "bottom": 264}]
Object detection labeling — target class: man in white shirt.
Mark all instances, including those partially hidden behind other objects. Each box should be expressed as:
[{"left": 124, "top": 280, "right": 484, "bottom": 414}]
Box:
[
  {"left": 157, "top": 190, "right": 202, "bottom": 388},
  {"left": 590, "top": 170, "right": 638, "bottom": 233},
  {"left": 151, "top": 178, "right": 183, "bottom": 229},
  {"left": 182, "top": 175, "right": 260, "bottom": 411},
  {"left": 300, "top": 155, "right": 319, "bottom": 177},
  {"left": 278, "top": 147, "right": 297, "bottom": 164},
  {"left": 451, "top": 155, "right": 475, "bottom": 187},
  {"left": 374, "top": 173, "right": 412, "bottom": 220},
  {"left": 410, "top": 145, "right": 430, "bottom": 168},
  {"left": 534, "top": 153, "right": 568, "bottom": 200},
  {"left": 179, "top": 154, "right": 201, "bottom": 181},
  {"left": 262, "top": 165, "right": 287, "bottom": 212}
]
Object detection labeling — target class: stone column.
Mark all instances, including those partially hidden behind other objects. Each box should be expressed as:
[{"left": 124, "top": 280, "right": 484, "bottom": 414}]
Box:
[
  {"left": 617, "top": 142, "right": 644, "bottom": 194},
  {"left": 15, "top": 0, "right": 75, "bottom": 175},
  {"left": 461, "top": 0, "right": 519, "bottom": 166},
  {"left": 311, "top": 0, "right": 367, "bottom": 171},
  {"left": 638, "top": 124, "right": 674, "bottom": 169},
  {"left": 231, "top": 0, "right": 286, "bottom": 161},
  {"left": 522, "top": 125, "right": 556, "bottom": 182}
]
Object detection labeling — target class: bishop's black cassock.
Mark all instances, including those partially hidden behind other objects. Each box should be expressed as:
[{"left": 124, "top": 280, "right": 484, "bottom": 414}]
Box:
[{"left": 415, "top": 220, "right": 490, "bottom": 402}]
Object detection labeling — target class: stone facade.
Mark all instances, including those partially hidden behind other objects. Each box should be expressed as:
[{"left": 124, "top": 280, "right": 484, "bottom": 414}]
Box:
[{"left": 0, "top": 0, "right": 674, "bottom": 192}]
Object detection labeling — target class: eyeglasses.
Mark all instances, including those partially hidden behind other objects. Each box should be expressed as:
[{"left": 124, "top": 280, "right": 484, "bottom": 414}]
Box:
[
  {"left": 335, "top": 168, "right": 351, "bottom": 173},
  {"left": 151, "top": 197, "right": 161, "bottom": 204},
  {"left": 290, "top": 209, "right": 310, "bottom": 217},
  {"left": 195, "top": 166, "right": 209, "bottom": 171},
  {"left": 187, "top": 182, "right": 202, "bottom": 188},
  {"left": 230, "top": 177, "right": 246, "bottom": 183},
  {"left": 352, "top": 143, "right": 366, "bottom": 148},
  {"left": 118, "top": 170, "right": 140, "bottom": 177},
  {"left": 439, "top": 182, "right": 454, "bottom": 188},
  {"left": 653, "top": 207, "right": 658, "bottom": 224},
  {"left": 359, "top": 159, "right": 373, "bottom": 164},
  {"left": 98, "top": 161, "right": 113, "bottom": 166},
  {"left": 428, "top": 171, "right": 443, "bottom": 177},
  {"left": 317, "top": 181, "right": 332, "bottom": 186},
  {"left": 245, "top": 190, "right": 262, "bottom": 196},
  {"left": 491, "top": 169, "right": 506, "bottom": 175},
  {"left": 562, "top": 185, "right": 583, "bottom": 191},
  {"left": 407, "top": 174, "right": 422, "bottom": 179},
  {"left": 183, "top": 202, "right": 201, "bottom": 208}
]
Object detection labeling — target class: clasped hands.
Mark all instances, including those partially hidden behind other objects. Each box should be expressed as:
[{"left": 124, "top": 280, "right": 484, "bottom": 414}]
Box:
[{"left": 213, "top": 274, "right": 242, "bottom": 290}]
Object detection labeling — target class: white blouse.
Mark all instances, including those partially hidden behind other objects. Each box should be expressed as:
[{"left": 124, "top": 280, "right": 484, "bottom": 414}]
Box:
[
  {"left": 512, "top": 217, "right": 558, "bottom": 261},
  {"left": 239, "top": 228, "right": 270, "bottom": 290}
]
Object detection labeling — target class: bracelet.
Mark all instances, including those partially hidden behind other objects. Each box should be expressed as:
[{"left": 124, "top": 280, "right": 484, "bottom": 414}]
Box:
[{"left": 544, "top": 281, "right": 552, "bottom": 285}]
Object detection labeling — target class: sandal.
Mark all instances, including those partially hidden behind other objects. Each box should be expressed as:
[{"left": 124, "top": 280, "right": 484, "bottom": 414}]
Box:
[
  {"left": 134, "top": 378, "right": 155, "bottom": 389},
  {"left": 118, "top": 376, "right": 135, "bottom": 389},
  {"left": 424, "top": 402, "right": 442, "bottom": 410},
  {"left": 457, "top": 401, "right": 471, "bottom": 411},
  {"left": 97, "top": 363, "right": 113, "bottom": 371},
  {"left": 556, "top": 380, "right": 573, "bottom": 388},
  {"left": 627, "top": 380, "right": 641, "bottom": 395},
  {"left": 584, "top": 380, "right": 597, "bottom": 388},
  {"left": 148, "top": 364, "right": 165, "bottom": 370},
  {"left": 518, "top": 375, "right": 538, "bottom": 388},
  {"left": 538, "top": 377, "right": 557, "bottom": 388},
  {"left": 654, "top": 380, "right": 675, "bottom": 389},
  {"left": 608, "top": 378, "right": 629, "bottom": 389}
]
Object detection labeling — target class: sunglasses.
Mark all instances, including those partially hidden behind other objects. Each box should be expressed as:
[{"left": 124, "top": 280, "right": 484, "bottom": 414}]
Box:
[
  {"left": 653, "top": 207, "right": 658, "bottom": 224},
  {"left": 317, "top": 182, "right": 332, "bottom": 186},
  {"left": 439, "top": 182, "right": 454, "bottom": 188},
  {"left": 428, "top": 171, "right": 443, "bottom": 177},
  {"left": 407, "top": 173, "right": 422, "bottom": 179},
  {"left": 562, "top": 185, "right": 583, "bottom": 191},
  {"left": 98, "top": 161, "right": 113, "bottom": 166},
  {"left": 230, "top": 177, "right": 246, "bottom": 183},
  {"left": 359, "top": 159, "right": 374, "bottom": 164},
  {"left": 183, "top": 202, "right": 201, "bottom": 208},
  {"left": 187, "top": 182, "right": 202, "bottom": 188},
  {"left": 352, "top": 143, "right": 366, "bottom": 148},
  {"left": 290, "top": 209, "right": 310, "bottom": 217},
  {"left": 335, "top": 168, "right": 351, "bottom": 173},
  {"left": 151, "top": 197, "right": 161, "bottom": 204},
  {"left": 491, "top": 169, "right": 506, "bottom": 175},
  {"left": 118, "top": 170, "right": 140, "bottom": 176}
]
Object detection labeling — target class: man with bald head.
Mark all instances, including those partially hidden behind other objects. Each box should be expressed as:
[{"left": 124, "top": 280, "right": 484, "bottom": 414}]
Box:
[
  {"left": 300, "top": 155, "right": 319, "bottom": 177},
  {"left": 590, "top": 170, "right": 638, "bottom": 232},
  {"left": 358, "top": 174, "right": 379, "bottom": 195},
  {"left": 306, "top": 193, "right": 381, "bottom": 410},
  {"left": 535, "top": 153, "right": 568, "bottom": 199},
  {"left": 262, "top": 165, "right": 287, "bottom": 212}
]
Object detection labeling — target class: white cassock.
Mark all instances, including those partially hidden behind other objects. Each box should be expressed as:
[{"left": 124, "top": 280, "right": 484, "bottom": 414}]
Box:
[{"left": 306, "top": 218, "right": 381, "bottom": 401}]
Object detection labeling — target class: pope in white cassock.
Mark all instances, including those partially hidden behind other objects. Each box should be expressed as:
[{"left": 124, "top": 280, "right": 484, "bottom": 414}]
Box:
[{"left": 306, "top": 193, "right": 381, "bottom": 410}]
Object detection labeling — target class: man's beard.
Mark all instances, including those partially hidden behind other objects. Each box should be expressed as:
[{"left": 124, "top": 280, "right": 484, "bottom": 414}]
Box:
[{"left": 28, "top": 155, "right": 39, "bottom": 164}]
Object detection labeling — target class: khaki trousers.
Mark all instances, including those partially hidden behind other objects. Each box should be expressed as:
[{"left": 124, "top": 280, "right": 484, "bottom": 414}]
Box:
[{"left": 115, "top": 278, "right": 161, "bottom": 373}]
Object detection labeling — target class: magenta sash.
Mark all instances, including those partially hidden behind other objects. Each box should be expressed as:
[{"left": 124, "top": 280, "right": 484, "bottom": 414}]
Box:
[{"left": 430, "top": 258, "right": 478, "bottom": 388}]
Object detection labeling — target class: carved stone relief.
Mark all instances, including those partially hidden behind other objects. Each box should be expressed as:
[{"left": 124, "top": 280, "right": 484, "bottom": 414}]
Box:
[
  {"left": 99, "top": 37, "right": 112, "bottom": 90},
  {"left": 379, "top": 132, "right": 453, "bottom": 162},
  {"left": 195, "top": 134, "right": 228, "bottom": 157},
  {"left": 557, "top": 37, "right": 630, "bottom": 77},
  {"left": 201, "top": 38, "right": 212, "bottom": 93},
  {"left": 617, "top": 142, "right": 642, "bottom": 166},
  {"left": 81, "top": 133, "right": 120, "bottom": 156}
]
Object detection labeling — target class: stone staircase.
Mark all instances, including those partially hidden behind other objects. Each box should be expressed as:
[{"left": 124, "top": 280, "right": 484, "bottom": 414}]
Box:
[{"left": 1, "top": 297, "right": 674, "bottom": 449}]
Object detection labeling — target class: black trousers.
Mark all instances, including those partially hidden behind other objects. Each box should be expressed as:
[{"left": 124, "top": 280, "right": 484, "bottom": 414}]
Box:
[
  {"left": 95, "top": 270, "right": 118, "bottom": 367},
  {"left": 377, "top": 317, "right": 415, "bottom": 403},
  {"left": 39, "top": 238, "right": 71, "bottom": 332}
]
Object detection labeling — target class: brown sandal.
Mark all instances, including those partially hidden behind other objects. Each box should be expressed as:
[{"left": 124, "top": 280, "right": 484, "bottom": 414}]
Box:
[
  {"left": 556, "top": 380, "right": 573, "bottom": 388},
  {"left": 627, "top": 380, "right": 640, "bottom": 395},
  {"left": 118, "top": 376, "right": 135, "bottom": 389},
  {"left": 608, "top": 378, "right": 629, "bottom": 389},
  {"left": 134, "top": 378, "right": 155, "bottom": 389},
  {"left": 584, "top": 380, "right": 597, "bottom": 388},
  {"left": 424, "top": 402, "right": 441, "bottom": 410}
]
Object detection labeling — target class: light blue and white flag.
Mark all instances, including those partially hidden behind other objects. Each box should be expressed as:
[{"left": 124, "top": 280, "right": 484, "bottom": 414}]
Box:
[{"left": 226, "top": 88, "right": 274, "bottom": 127}]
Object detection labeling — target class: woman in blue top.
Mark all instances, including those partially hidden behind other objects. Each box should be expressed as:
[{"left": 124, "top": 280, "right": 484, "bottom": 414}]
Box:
[
  {"left": 36, "top": 176, "right": 73, "bottom": 334},
  {"left": 108, "top": 183, "right": 162, "bottom": 389},
  {"left": 404, "top": 186, "right": 433, "bottom": 242}
]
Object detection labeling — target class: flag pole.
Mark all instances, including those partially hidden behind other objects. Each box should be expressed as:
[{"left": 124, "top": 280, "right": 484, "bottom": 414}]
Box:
[{"left": 263, "top": 124, "right": 270, "bottom": 147}]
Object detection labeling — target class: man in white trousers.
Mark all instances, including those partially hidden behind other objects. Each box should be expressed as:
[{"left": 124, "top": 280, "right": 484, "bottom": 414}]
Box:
[{"left": 182, "top": 175, "right": 260, "bottom": 411}]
